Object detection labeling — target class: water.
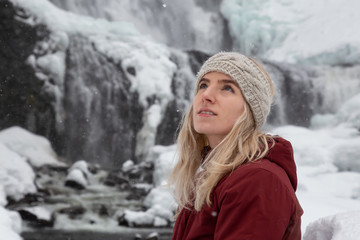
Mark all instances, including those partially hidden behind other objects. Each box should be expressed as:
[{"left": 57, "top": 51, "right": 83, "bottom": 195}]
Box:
[{"left": 22, "top": 228, "right": 173, "bottom": 240}]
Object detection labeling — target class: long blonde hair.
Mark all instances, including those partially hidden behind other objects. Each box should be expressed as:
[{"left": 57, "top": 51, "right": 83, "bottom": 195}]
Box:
[{"left": 168, "top": 57, "right": 275, "bottom": 215}]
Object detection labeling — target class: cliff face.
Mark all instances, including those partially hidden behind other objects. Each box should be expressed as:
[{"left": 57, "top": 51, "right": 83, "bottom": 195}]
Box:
[
  {"left": 0, "top": 0, "right": 59, "bottom": 146},
  {"left": 0, "top": 1, "right": 197, "bottom": 168},
  {"left": 62, "top": 34, "right": 144, "bottom": 167}
]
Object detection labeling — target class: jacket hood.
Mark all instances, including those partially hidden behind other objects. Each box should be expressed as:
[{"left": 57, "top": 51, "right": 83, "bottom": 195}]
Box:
[{"left": 265, "top": 137, "right": 298, "bottom": 191}]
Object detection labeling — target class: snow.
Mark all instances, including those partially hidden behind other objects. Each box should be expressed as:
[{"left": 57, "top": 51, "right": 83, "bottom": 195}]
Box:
[
  {"left": 54, "top": 211, "right": 119, "bottom": 231},
  {"left": 304, "top": 211, "right": 360, "bottom": 240},
  {"left": 120, "top": 145, "right": 177, "bottom": 227},
  {"left": 122, "top": 160, "right": 135, "bottom": 172},
  {"left": 135, "top": 104, "right": 165, "bottom": 159},
  {"left": 0, "top": 207, "right": 22, "bottom": 240},
  {"left": 144, "top": 187, "right": 177, "bottom": 220},
  {"left": 272, "top": 98, "right": 360, "bottom": 236},
  {"left": 12, "top": 0, "right": 177, "bottom": 109},
  {"left": 311, "top": 93, "right": 360, "bottom": 130},
  {"left": 153, "top": 217, "right": 168, "bottom": 227},
  {"left": 0, "top": 126, "right": 62, "bottom": 167},
  {"left": 65, "top": 169, "right": 88, "bottom": 188},
  {"left": 48, "top": 0, "right": 225, "bottom": 52},
  {"left": 0, "top": 186, "right": 7, "bottom": 207},
  {"left": 0, "top": 142, "right": 36, "bottom": 201},
  {"left": 0, "top": 127, "right": 64, "bottom": 240},
  {"left": 122, "top": 210, "right": 155, "bottom": 227},
  {"left": 221, "top": 0, "right": 360, "bottom": 64},
  {"left": 148, "top": 145, "right": 177, "bottom": 186},
  {"left": 120, "top": 186, "right": 177, "bottom": 228},
  {"left": 309, "top": 65, "right": 360, "bottom": 113},
  {"left": 335, "top": 94, "right": 360, "bottom": 129},
  {"left": 12, "top": 0, "right": 177, "bottom": 161},
  {"left": 68, "top": 160, "right": 91, "bottom": 178},
  {"left": 11, "top": 0, "right": 139, "bottom": 37},
  {"left": 22, "top": 206, "right": 52, "bottom": 222}
]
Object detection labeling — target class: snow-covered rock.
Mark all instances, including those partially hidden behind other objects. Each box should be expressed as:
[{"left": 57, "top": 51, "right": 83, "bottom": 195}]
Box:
[
  {"left": 122, "top": 160, "right": 135, "bottom": 173},
  {"left": 0, "top": 143, "right": 36, "bottom": 201},
  {"left": 0, "top": 207, "right": 23, "bottom": 240},
  {"left": 335, "top": 94, "right": 360, "bottom": 129},
  {"left": 18, "top": 206, "right": 54, "bottom": 228},
  {"left": 0, "top": 186, "right": 7, "bottom": 207},
  {"left": 68, "top": 160, "right": 91, "bottom": 178},
  {"left": 118, "top": 209, "right": 155, "bottom": 227},
  {"left": 149, "top": 145, "right": 177, "bottom": 187},
  {"left": 0, "top": 126, "right": 61, "bottom": 167},
  {"left": 304, "top": 211, "right": 360, "bottom": 240},
  {"left": 65, "top": 168, "right": 88, "bottom": 190},
  {"left": 143, "top": 187, "right": 176, "bottom": 219}
]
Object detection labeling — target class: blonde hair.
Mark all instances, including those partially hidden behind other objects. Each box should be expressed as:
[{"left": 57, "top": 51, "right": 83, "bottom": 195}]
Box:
[{"left": 168, "top": 57, "right": 275, "bottom": 216}]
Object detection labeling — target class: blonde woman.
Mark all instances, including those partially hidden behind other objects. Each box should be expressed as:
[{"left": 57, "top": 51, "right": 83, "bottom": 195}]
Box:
[{"left": 169, "top": 52, "right": 303, "bottom": 240}]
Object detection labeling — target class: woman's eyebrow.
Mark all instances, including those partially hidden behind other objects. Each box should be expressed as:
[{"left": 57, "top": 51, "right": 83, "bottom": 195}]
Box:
[
  {"left": 219, "top": 79, "right": 240, "bottom": 88},
  {"left": 199, "top": 78, "right": 210, "bottom": 83}
]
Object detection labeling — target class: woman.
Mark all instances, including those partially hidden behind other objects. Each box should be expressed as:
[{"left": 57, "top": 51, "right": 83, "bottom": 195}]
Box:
[{"left": 169, "top": 52, "right": 303, "bottom": 240}]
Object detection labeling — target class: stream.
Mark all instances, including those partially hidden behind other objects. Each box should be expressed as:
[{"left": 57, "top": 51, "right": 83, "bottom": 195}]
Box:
[{"left": 22, "top": 228, "right": 173, "bottom": 240}]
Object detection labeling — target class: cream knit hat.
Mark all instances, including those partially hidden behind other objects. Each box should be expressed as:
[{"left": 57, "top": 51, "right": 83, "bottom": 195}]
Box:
[{"left": 196, "top": 52, "right": 274, "bottom": 128}]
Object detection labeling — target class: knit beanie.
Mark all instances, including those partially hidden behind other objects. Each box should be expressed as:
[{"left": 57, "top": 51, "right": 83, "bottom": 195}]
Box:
[{"left": 196, "top": 52, "right": 273, "bottom": 128}]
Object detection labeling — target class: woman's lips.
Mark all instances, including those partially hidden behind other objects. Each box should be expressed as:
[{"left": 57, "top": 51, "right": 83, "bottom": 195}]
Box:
[{"left": 198, "top": 108, "right": 217, "bottom": 116}]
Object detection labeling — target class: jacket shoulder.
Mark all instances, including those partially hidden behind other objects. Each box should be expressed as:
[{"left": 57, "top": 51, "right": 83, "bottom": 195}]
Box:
[{"left": 216, "top": 159, "right": 296, "bottom": 201}]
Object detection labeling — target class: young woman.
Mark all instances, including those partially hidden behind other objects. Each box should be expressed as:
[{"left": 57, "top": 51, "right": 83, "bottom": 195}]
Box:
[{"left": 169, "top": 52, "right": 303, "bottom": 240}]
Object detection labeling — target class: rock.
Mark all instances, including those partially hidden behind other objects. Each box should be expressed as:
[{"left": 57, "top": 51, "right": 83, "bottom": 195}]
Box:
[
  {"left": 58, "top": 206, "right": 86, "bottom": 219},
  {"left": 126, "top": 186, "right": 150, "bottom": 201},
  {"left": 126, "top": 161, "right": 154, "bottom": 184},
  {"left": 98, "top": 204, "right": 109, "bottom": 217},
  {"left": 145, "top": 232, "right": 159, "bottom": 240},
  {"left": 117, "top": 209, "right": 154, "bottom": 228},
  {"left": 134, "top": 233, "right": 143, "bottom": 240},
  {"left": 116, "top": 211, "right": 129, "bottom": 227},
  {"left": 68, "top": 160, "right": 91, "bottom": 178},
  {"left": 153, "top": 217, "right": 168, "bottom": 227},
  {"left": 65, "top": 168, "right": 88, "bottom": 190},
  {"left": 7, "top": 193, "right": 44, "bottom": 207},
  {"left": 18, "top": 206, "right": 54, "bottom": 228},
  {"left": 103, "top": 171, "right": 130, "bottom": 189},
  {"left": 122, "top": 159, "right": 135, "bottom": 172}
]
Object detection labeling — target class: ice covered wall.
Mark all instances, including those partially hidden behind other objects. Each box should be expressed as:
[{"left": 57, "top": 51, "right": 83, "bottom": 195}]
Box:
[
  {"left": 264, "top": 62, "right": 360, "bottom": 126},
  {"left": 48, "top": 0, "right": 360, "bottom": 115},
  {"left": 62, "top": 35, "right": 143, "bottom": 166},
  {"left": 49, "top": 0, "right": 232, "bottom": 53},
  {"left": 0, "top": 0, "right": 197, "bottom": 167},
  {"left": 221, "top": 0, "right": 360, "bottom": 64},
  {"left": 0, "top": 0, "right": 60, "bottom": 143}
]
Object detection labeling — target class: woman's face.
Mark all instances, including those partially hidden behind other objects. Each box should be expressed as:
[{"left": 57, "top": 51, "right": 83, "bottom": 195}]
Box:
[{"left": 193, "top": 71, "right": 246, "bottom": 148}]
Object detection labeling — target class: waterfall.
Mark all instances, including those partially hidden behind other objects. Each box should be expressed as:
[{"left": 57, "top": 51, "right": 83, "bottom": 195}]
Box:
[
  {"left": 265, "top": 61, "right": 360, "bottom": 127},
  {"left": 63, "top": 35, "right": 144, "bottom": 167},
  {"left": 48, "top": 0, "right": 232, "bottom": 53}
]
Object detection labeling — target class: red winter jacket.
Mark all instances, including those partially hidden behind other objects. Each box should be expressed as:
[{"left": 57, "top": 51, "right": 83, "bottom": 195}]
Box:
[{"left": 172, "top": 137, "right": 303, "bottom": 240}]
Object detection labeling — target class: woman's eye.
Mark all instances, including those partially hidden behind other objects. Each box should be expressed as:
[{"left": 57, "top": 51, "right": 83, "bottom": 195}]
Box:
[
  {"left": 199, "top": 83, "right": 207, "bottom": 89},
  {"left": 224, "top": 85, "right": 234, "bottom": 92}
]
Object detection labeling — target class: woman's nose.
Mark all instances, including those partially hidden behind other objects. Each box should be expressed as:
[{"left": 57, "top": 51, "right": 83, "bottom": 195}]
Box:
[{"left": 202, "top": 87, "right": 216, "bottom": 103}]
